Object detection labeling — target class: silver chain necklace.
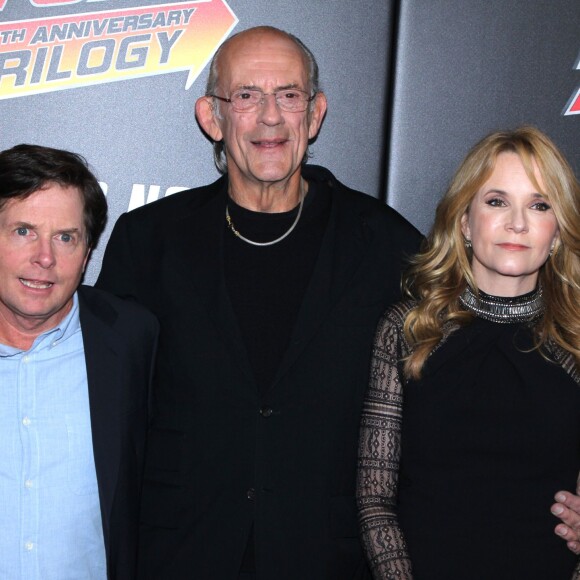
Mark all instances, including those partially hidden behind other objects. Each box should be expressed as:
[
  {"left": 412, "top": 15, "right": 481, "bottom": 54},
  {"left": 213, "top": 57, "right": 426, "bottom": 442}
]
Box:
[
  {"left": 225, "top": 179, "right": 305, "bottom": 247},
  {"left": 459, "top": 285, "right": 544, "bottom": 323}
]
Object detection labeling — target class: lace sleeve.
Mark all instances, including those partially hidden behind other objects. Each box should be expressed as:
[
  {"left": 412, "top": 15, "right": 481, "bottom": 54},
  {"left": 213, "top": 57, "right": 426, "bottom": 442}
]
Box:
[{"left": 357, "top": 303, "right": 414, "bottom": 579}]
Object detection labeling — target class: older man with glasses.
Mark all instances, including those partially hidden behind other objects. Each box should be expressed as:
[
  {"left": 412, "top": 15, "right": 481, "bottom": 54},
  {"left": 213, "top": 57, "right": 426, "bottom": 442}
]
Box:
[{"left": 97, "top": 25, "right": 421, "bottom": 580}]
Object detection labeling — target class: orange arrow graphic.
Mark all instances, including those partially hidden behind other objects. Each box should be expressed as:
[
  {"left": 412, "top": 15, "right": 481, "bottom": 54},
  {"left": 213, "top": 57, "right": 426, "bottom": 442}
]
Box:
[{"left": 0, "top": 0, "right": 238, "bottom": 99}]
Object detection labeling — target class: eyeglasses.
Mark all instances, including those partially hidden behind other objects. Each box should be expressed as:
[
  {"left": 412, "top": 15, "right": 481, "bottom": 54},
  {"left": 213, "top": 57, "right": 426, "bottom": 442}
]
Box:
[{"left": 210, "top": 88, "right": 315, "bottom": 113}]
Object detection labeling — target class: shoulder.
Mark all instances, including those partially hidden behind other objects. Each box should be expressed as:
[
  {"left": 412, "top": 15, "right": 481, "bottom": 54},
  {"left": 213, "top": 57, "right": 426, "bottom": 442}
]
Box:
[
  {"left": 78, "top": 285, "right": 158, "bottom": 333},
  {"left": 116, "top": 175, "right": 226, "bottom": 228},
  {"left": 379, "top": 299, "right": 417, "bottom": 330},
  {"left": 305, "top": 164, "right": 423, "bottom": 251},
  {"left": 545, "top": 339, "right": 580, "bottom": 385},
  {"left": 372, "top": 300, "right": 416, "bottom": 355}
]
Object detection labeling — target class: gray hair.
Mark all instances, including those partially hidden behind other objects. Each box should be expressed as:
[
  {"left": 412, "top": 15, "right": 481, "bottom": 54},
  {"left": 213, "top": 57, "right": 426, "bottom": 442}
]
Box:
[{"left": 205, "top": 26, "right": 321, "bottom": 174}]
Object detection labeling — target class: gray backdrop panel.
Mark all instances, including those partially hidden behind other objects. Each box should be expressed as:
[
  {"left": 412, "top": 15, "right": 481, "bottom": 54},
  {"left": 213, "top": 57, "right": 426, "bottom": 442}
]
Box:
[{"left": 386, "top": 0, "right": 579, "bottom": 234}]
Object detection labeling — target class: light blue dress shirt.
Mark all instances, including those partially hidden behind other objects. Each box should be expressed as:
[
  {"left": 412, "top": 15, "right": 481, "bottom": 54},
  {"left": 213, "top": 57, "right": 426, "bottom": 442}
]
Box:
[{"left": 0, "top": 293, "right": 106, "bottom": 579}]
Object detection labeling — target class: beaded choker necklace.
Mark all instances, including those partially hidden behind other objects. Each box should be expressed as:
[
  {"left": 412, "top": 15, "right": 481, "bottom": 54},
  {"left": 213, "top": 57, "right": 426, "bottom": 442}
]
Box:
[{"left": 459, "top": 285, "right": 544, "bottom": 323}]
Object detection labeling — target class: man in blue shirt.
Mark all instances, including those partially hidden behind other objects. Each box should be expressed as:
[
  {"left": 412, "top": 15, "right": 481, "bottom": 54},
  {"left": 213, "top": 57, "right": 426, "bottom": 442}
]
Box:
[{"left": 0, "top": 144, "right": 158, "bottom": 579}]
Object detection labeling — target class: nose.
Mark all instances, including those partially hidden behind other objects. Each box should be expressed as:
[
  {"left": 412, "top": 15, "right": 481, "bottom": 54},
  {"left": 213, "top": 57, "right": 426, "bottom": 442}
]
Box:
[
  {"left": 506, "top": 206, "right": 528, "bottom": 233},
  {"left": 256, "top": 93, "right": 284, "bottom": 125},
  {"left": 32, "top": 238, "right": 56, "bottom": 269}
]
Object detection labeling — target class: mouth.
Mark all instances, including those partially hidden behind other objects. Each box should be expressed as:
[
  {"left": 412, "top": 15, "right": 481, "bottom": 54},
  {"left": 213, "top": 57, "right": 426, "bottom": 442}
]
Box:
[
  {"left": 497, "top": 243, "right": 529, "bottom": 251},
  {"left": 251, "top": 139, "right": 287, "bottom": 148},
  {"left": 20, "top": 278, "right": 53, "bottom": 289}
]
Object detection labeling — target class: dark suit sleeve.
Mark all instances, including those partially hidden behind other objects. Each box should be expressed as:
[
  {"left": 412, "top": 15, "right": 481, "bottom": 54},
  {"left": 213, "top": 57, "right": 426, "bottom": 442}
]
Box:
[
  {"left": 368, "top": 203, "right": 424, "bottom": 305},
  {"left": 97, "top": 213, "right": 141, "bottom": 299},
  {"left": 78, "top": 285, "right": 159, "bottom": 580},
  {"left": 383, "top": 204, "right": 423, "bottom": 259}
]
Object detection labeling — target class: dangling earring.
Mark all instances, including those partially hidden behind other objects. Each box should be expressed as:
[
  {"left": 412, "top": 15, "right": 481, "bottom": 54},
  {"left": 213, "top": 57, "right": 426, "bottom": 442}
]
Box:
[
  {"left": 549, "top": 242, "right": 555, "bottom": 258},
  {"left": 464, "top": 238, "right": 472, "bottom": 249}
]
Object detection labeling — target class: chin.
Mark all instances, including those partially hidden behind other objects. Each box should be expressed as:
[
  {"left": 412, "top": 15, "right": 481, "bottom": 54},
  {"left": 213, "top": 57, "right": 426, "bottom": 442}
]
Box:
[
  {"left": 252, "top": 160, "right": 297, "bottom": 179},
  {"left": 500, "top": 265, "right": 542, "bottom": 277}
]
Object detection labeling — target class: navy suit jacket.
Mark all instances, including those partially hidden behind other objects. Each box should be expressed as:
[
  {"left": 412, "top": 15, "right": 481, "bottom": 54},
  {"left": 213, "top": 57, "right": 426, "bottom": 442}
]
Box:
[
  {"left": 97, "top": 166, "right": 422, "bottom": 579},
  {"left": 78, "top": 285, "right": 158, "bottom": 579}
]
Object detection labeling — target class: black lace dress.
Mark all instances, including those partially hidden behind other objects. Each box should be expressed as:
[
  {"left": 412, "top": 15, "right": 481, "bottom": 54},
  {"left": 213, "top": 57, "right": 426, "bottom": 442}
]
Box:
[{"left": 357, "top": 289, "right": 580, "bottom": 580}]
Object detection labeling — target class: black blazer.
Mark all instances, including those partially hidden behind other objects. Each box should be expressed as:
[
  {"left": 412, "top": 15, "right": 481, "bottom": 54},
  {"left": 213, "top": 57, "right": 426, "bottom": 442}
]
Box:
[
  {"left": 97, "top": 166, "right": 422, "bottom": 580},
  {"left": 78, "top": 285, "right": 158, "bottom": 579}
]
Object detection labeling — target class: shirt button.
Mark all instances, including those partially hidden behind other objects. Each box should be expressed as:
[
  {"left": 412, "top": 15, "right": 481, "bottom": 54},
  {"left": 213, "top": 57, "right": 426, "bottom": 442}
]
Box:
[
  {"left": 25, "top": 541, "right": 34, "bottom": 551},
  {"left": 246, "top": 488, "right": 255, "bottom": 501},
  {"left": 22, "top": 355, "right": 30, "bottom": 363},
  {"left": 22, "top": 417, "right": 31, "bottom": 427},
  {"left": 24, "top": 479, "right": 33, "bottom": 489},
  {"left": 259, "top": 407, "right": 273, "bottom": 418}
]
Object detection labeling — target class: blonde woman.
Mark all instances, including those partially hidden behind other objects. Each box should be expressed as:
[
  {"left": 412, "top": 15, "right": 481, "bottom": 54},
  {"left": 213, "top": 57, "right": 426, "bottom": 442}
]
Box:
[{"left": 357, "top": 127, "right": 580, "bottom": 579}]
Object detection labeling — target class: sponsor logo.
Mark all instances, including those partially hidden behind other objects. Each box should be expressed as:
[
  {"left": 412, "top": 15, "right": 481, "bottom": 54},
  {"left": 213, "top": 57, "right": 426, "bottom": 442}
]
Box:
[{"left": 0, "top": 0, "right": 238, "bottom": 100}]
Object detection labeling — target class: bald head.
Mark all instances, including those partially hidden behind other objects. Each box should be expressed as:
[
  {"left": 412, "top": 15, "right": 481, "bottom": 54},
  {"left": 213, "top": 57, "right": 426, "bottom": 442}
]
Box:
[{"left": 206, "top": 26, "right": 320, "bottom": 101}]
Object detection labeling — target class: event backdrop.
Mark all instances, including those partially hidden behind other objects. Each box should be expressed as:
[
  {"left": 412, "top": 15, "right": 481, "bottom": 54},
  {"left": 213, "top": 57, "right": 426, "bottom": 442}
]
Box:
[
  {"left": 0, "top": 0, "right": 578, "bottom": 284},
  {"left": 387, "top": 0, "right": 579, "bottom": 231}
]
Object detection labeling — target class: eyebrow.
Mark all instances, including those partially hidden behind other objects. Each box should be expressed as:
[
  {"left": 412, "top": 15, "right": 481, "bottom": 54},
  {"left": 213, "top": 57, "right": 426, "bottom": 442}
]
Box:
[
  {"left": 11, "top": 221, "right": 36, "bottom": 228},
  {"left": 9, "top": 221, "right": 82, "bottom": 234}
]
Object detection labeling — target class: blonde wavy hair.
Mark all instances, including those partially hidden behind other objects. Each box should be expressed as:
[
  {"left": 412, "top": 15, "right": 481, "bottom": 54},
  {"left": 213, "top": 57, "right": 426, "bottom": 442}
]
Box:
[{"left": 403, "top": 126, "right": 580, "bottom": 379}]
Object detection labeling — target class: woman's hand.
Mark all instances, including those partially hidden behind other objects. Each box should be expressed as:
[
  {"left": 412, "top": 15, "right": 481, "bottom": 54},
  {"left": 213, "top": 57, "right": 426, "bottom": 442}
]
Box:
[{"left": 552, "top": 487, "right": 580, "bottom": 555}]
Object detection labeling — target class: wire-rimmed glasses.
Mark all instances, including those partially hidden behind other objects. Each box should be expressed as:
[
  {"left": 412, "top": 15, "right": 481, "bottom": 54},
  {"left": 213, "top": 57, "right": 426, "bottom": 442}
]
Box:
[{"left": 210, "top": 88, "right": 315, "bottom": 113}]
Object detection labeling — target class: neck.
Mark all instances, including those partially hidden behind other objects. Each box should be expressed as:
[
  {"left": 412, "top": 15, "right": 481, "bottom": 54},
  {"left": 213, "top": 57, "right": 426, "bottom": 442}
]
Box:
[
  {"left": 228, "top": 173, "right": 304, "bottom": 213},
  {"left": 470, "top": 268, "right": 539, "bottom": 297},
  {"left": 0, "top": 324, "right": 40, "bottom": 351},
  {"left": 0, "top": 302, "right": 71, "bottom": 350}
]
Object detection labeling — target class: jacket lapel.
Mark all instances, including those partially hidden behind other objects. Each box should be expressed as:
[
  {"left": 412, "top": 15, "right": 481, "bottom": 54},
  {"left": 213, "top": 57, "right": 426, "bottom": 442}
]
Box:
[
  {"left": 78, "top": 288, "right": 124, "bottom": 547},
  {"left": 163, "top": 184, "right": 256, "bottom": 386},
  {"left": 163, "top": 176, "right": 375, "bottom": 393},
  {"left": 271, "top": 186, "right": 369, "bottom": 388}
]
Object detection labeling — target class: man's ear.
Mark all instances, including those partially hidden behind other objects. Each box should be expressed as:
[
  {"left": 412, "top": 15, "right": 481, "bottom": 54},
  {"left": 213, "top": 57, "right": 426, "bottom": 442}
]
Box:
[
  {"left": 195, "top": 96, "right": 223, "bottom": 142},
  {"left": 307, "top": 92, "right": 327, "bottom": 140}
]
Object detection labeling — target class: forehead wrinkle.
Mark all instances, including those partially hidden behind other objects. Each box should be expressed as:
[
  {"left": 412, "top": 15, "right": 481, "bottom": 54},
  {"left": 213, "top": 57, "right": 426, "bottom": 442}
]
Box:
[{"left": 234, "top": 83, "right": 300, "bottom": 91}]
